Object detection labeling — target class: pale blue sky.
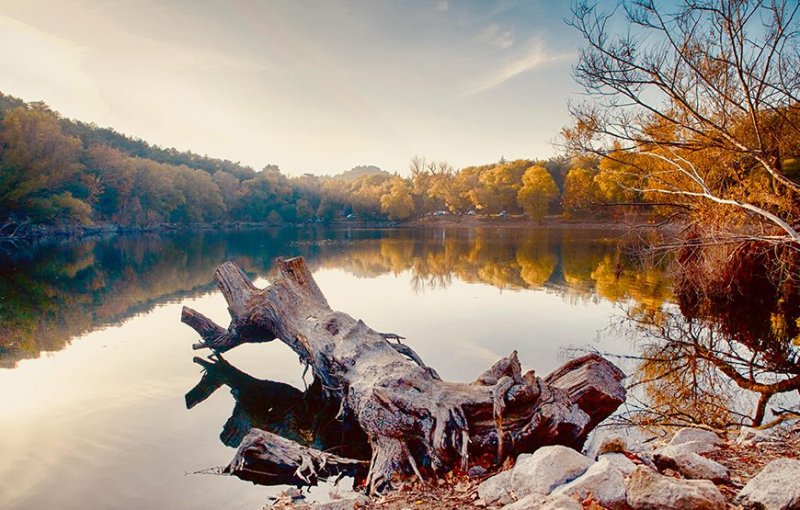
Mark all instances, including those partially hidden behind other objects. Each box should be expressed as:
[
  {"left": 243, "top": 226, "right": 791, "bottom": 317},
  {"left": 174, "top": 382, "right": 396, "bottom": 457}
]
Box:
[{"left": 0, "top": 1, "right": 584, "bottom": 175}]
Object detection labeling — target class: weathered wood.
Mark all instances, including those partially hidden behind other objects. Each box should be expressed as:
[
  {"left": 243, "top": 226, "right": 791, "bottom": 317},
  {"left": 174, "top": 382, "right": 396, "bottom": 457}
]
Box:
[
  {"left": 182, "top": 257, "right": 626, "bottom": 494},
  {"left": 225, "top": 429, "right": 368, "bottom": 486}
]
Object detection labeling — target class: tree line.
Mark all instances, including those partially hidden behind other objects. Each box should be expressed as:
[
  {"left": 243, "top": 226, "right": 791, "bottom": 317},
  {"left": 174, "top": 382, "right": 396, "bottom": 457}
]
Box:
[{"left": 0, "top": 92, "right": 648, "bottom": 232}]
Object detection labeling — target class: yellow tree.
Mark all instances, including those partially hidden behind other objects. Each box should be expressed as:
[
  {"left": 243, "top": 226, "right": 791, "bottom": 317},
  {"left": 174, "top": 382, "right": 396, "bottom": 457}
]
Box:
[
  {"left": 517, "top": 165, "right": 558, "bottom": 222},
  {"left": 478, "top": 160, "right": 530, "bottom": 213},
  {"left": 567, "top": 0, "right": 800, "bottom": 245},
  {"left": 380, "top": 176, "right": 415, "bottom": 220},
  {"left": 0, "top": 105, "right": 90, "bottom": 223},
  {"left": 562, "top": 165, "right": 598, "bottom": 217}
]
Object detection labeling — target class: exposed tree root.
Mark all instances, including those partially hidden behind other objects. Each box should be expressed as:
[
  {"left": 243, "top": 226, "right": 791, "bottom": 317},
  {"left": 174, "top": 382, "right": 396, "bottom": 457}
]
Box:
[{"left": 181, "top": 257, "right": 626, "bottom": 494}]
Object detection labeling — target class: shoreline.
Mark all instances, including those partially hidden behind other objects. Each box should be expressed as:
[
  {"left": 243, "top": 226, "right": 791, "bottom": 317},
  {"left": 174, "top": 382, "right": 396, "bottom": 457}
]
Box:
[{"left": 2, "top": 215, "right": 665, "bottom": 243}]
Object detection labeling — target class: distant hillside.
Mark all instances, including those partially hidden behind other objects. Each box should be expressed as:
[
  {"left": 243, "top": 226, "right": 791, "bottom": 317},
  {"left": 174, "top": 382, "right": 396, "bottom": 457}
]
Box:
[
  {"left": 63, "top": 121, "right": 257, "bottom": 180},
  {"left": 0, "top": 91, "right": 575, "bottom": 234},
  {"left": 0, "top": 92, "right": 256, "bottom": 181},
  {"left": 334, "top": 165, "right": 390, "bottom": 181}
]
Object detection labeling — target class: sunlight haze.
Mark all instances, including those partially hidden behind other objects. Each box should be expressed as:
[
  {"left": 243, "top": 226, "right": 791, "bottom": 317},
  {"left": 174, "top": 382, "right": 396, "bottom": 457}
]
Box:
[{"left": 0, "top": 0, "right": 579, "bottom": 175}]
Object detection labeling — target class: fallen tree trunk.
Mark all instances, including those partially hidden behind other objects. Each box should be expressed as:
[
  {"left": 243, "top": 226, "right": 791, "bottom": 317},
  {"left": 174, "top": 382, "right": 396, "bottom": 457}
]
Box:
[
  {"left": 182, "top": 257, "right": 626, "bottom": 493},
  {"left": 225, "top": 428, "right": 369, "bottom": 487}
]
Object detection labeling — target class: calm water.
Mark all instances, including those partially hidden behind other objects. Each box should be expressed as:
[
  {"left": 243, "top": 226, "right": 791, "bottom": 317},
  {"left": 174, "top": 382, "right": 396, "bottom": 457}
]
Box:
[{"left": 0, "top": 227, "right": 667, "bottom": 510}]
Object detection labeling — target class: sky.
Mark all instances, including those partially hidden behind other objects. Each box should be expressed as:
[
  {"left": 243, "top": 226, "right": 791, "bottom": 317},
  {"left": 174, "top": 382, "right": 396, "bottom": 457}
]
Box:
[{"left": 0, "top": 0, "right": 584, "bottom": 176}]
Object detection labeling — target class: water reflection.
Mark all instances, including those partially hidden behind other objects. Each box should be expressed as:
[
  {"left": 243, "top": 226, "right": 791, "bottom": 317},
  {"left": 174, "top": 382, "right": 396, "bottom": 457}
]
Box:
[
  {"left": 0, "top": 227, "right": 670, "bottom": 368},
  {"left": 623, "top": 242, "right": 800, "bottom": 427},
  {"left": 186, "top": 354, "right": 369, "bottom": 460}
]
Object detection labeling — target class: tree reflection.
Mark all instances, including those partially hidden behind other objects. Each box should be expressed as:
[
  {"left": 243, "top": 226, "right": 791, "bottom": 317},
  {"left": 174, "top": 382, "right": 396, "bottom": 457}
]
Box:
[
  {"left": 0, "top": 227, "right": 670, "bottom": 367},
  {"left": 624, "top": 242, "right": 800, "bottom": 427},
  {"left": 186, "top": 354, "right": 370, "bottom": 460}
]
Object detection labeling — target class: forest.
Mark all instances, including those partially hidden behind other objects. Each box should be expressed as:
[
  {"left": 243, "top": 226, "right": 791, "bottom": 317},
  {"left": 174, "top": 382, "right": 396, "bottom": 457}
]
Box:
[{"left": 0, "top": 91, "right": 651, "bottom": 233}]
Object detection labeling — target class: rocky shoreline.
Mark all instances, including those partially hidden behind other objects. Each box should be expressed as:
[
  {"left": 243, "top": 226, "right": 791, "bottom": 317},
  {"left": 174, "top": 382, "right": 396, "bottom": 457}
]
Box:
[{"left": 268, "top": 420, "right": 800, "bottom": 510}]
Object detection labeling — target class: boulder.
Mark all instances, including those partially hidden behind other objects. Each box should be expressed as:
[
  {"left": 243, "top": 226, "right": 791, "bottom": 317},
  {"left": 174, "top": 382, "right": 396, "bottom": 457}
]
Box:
[
  {"left": 668, "top": 428, "right": 721, "bottom": 447},
  {"left": 595, "top": 434, "right": 629, "bottom": 456},
  {"left": 658, "top": 439, "right": 718, "bottom": 458},
  {"left": 477, "top": 468, "right": 515, "bottom": 506},
  {"left": 501, "top": 494, "right": 582, "bottom": 510},
  {"left": 737, "top": 426, "right": 780, "bottom": 445},
  {"left": 510, "top": 446, "right": 593, "bottom": 498},
  {"left": 654, "top": 451, "right": 730, "bottom": 482},
  {"left": 598, "top": 452, "right": 637, "bottom": 475},
  {"left": 312, "top": 495, "right": 370, "bottom": 510},
  {"left": 552, "top": 457, "right": 627, "bottom": 509},
  {"left": 583, "top": 426, "right": 653, "bottom": 459},
  {"left": 735, "top": 458, "right": 800, "bottom": 510},
  {"left": 626, "top": 466, "right": 725, "bottom": 510}
]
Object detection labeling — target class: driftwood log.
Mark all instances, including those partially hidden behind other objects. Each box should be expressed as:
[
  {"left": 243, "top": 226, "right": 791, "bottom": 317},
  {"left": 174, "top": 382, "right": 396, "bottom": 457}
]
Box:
[{"left": 182, "top": 257, "right": 626, "bottom": 494}]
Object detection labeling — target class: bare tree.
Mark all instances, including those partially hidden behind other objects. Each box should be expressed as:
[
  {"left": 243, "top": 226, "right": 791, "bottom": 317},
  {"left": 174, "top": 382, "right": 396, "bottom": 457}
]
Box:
[{"left": 566, "top": 0, "right": 800, "bottom": 246}]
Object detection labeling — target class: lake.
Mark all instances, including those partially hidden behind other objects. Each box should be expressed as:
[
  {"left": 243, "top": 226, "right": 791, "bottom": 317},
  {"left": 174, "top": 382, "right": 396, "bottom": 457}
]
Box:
[{"left": 0, "top": 226, "right": 669, "bottom": 510}]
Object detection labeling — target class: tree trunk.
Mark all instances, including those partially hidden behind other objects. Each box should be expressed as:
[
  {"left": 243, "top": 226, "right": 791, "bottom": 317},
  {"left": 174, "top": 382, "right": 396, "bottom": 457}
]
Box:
[{"left": 182, "top": 257, "right": 626, "bottom": 494}]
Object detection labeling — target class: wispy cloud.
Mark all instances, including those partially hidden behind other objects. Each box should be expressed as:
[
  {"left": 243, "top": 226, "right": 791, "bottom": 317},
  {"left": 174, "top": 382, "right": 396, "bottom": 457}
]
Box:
[
  {"left": 478, "top": 23, "right": 514, "bottom": 49},
  {"left": 436, "top": 1, "right": 449, "bottom": 12},
  {"left": 463, "top": 38, "right": 573, "bottom": 96}
]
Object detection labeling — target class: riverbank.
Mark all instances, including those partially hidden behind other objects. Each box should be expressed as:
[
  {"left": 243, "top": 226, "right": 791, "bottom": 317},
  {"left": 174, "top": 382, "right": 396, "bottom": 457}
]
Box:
[
  {"left": 1, "top": 219, "right": 398, "bottom": 243},
  {"left": 2, "top": 215, "right": 658, "bottom": 243},
  {"left": 407, "top": 214, "right": 658, "bottom": 231},
  {"left": 267, "top": 421, "right": 800, "bottom": 509}
]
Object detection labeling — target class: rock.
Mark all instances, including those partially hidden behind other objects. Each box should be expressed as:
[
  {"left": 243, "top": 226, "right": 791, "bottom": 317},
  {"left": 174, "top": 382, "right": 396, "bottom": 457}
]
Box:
[
  {"left": 468, "top": 465, "right": 488, "bottom": 478},
  {"left": 312, "top": 495, "right": 369, "bottom": 510},
  {"left": 668, "top": 428, "right": 721, "bottom": 447},
  {"left": 735, "top": 458, "right": 800, "bottom": 510},
  {"left": 477, "top": 469, "right": 514, "bottom": 506},
  {"left": 583, "top": 426, "right": 653, "bottom": 458},
  {"left": 285, "top": 487, "right": 304, "bottom": 499},
  {"left": 598, "top": 452, "right": 637, "bottom": 475},
  {"left": 626, "top": 466, "right": 725, "bottom": 510},
  {"left": 632, "top": 451, "right": 659, "bottom": 471},
  {"left": 658, "top": 439, "right": 718, "bottom": 458},
  {"left": 654, "top": 451, "right": 729, "bottom": 482},
  {"left": 737, "top": 426, "right": 779, "bottom": 445},
  {"left": 501, "top": 494, "right": 582, "bottom": 510},
  {"left": 510, "top": 446, "right": 593, "bottom": 498},
  {"left": 595, "top": 435, "right": 629, "bottom": 456},
  {"left": 552, "top": 457, "right": 627, "bottom": 509}
]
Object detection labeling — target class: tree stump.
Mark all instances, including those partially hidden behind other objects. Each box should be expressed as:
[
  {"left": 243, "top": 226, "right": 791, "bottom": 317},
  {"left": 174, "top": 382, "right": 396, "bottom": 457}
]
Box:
[{"left": 182, "top": 257, "right": 626, "bottom": 494}]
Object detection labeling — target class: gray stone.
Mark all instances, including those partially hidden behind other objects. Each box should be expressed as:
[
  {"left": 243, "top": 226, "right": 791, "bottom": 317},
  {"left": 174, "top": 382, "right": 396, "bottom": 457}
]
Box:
[
  {"left": 626, "top": 466, "right": 725, "bottom": 510},
  {"left": 655, "top": 451, "right": 729, "bottom": 482},
  {"left": 312, "top": 494, "right": 369, "bottom": 510},
  {"left": 598, "top": 452, "right": 637, "bottom": 475},
  {"left": 658, "top": 439, "right": 718, "bottom": 458},
  {"left": 583, "top": 426, "right": 653, "bottom": 458},
  {"left": 285, "top": 487, "right": 304, "bottom": 499},
  {"left": 469, "top": 465, "right": 488, "bottom": 478},
  {"left": 552, "top": 457, "right": 627, "bottom": 509},
  {"left": 477, "top": 468, "right": 514, "bottom": 506},
  {"left": 737, "top": 426, "right": 780, "bottom": 445},
  {"left": 668, "top": 428, "right": 721, "bottom": 447},
  {"left": 595, "top": 434, "right": 629, "bottom": 455},
  {"left": 501, "top": 494, "right": 582, "bottom": 510},
  {"left": 735, "top": 458, "right": 800, "bottom": 510},
  {"left": 510, "top": 445, "right": 593, "bottom": 498}
]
